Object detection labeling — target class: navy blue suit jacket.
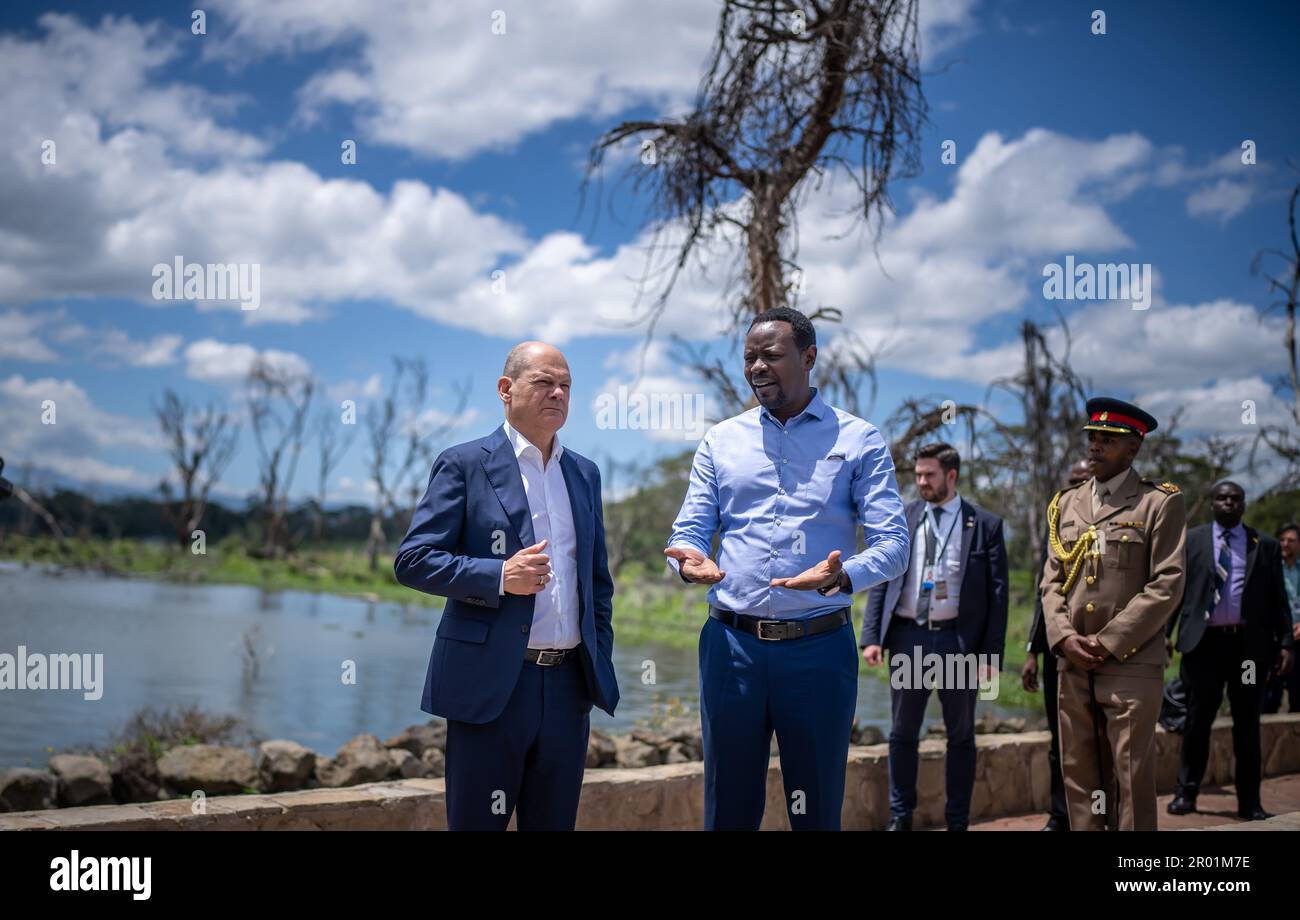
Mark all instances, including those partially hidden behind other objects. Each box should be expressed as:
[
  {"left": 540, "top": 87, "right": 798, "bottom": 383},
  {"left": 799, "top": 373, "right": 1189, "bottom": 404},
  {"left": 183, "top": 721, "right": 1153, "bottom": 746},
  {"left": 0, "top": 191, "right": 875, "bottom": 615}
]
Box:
[
  {"left": 860, "top": 497, "right": 1009, "bottom": 660},
  {"left": 394, "top": 425, "right": 620, "bottom": 723}
]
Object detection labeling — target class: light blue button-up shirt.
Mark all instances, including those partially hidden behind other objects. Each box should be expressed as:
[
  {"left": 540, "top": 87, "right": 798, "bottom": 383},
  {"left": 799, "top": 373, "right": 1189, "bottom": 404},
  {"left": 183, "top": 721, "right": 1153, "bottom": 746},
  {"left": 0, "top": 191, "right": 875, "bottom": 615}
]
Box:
[{"left": 667, "top": 388, "right": 910, "bottom": 619}]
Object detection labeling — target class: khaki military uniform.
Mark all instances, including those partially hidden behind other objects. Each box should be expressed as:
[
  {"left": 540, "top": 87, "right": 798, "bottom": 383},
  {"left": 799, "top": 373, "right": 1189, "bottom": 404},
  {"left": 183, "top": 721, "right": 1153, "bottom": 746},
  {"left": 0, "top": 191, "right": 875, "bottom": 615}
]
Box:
[{"left": 1041, "top": 467, "right": 1186, "bottom": 831}]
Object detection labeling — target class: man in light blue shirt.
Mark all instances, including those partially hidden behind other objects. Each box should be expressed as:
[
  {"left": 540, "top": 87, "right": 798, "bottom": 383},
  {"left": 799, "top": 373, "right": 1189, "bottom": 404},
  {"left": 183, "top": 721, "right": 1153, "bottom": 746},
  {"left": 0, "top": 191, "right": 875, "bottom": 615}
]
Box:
[{"left": 665, "top": 307, "right": 909, "bottom": 830}]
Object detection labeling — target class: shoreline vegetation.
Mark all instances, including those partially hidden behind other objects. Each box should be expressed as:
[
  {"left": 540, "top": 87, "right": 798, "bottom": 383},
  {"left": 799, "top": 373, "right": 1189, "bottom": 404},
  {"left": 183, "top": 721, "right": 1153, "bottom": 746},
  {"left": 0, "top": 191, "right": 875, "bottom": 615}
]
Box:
[{"left": 2, "top": 534, "right": 1053, "bottom": 710}]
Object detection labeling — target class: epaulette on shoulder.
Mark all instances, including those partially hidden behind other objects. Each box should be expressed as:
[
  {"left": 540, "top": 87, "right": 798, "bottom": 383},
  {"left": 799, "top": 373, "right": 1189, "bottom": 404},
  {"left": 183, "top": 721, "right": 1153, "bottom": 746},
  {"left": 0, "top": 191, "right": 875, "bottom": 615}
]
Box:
[{"left": 1143, "top": 478, "right": 1180, "bottom": 495}]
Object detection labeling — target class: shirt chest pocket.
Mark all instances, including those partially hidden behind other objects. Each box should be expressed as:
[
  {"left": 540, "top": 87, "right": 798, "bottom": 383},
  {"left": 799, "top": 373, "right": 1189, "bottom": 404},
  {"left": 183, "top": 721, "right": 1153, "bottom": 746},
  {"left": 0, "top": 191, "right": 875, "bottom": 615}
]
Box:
[{"left": 798, "top": 456, "right": 847, "bottom": 506}]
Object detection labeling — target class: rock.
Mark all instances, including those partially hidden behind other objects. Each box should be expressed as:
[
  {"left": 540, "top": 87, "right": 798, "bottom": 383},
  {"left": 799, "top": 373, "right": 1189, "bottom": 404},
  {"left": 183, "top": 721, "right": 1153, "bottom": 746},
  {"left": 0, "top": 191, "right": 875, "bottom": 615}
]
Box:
[
  {"left": 157, "top": 745, "right": 257, "bottom": 795},
  {"left": 656, "top": 718, "right": 704, "bottom": 758},
  {"left": 0, "top": 767, "right": 58, "bottom": 812},
  {"left": 109, "top": 750, "right": 164, "bottom": 804},
  {"left": 664, "top": 742, "right": 693, "bottom": 764},
  {"left": 614, "top": 735, "right": 662, "bottom": 768},
  {"left": 852, "top": 723, "right": 886, "bottom": 746},
  {"left": 420, "top": 747, "right": 446, "bottom": 778},
  {"left": 388, "top": 748, "right": 429, "bottom": 779},
  {"left": 315, "top": 734, "right": 391, "bottom": 788},
  {"left": 257, "top": 740, "right": 316, "bottom": 792},
  {"left": 925, "top": 723, "right": 947, "bottom": 738},
  {"left": 997, "top": 717, "right": 1027, "bottom": 734},
  {"left": 49, "top": 754, "right": 114, "bottom": 807},
  {"left": 386, "top": 723, "right": 446, "bottom": 758},
  {"left": 586, "top": 729, "right": 617, "bottom": 768}
]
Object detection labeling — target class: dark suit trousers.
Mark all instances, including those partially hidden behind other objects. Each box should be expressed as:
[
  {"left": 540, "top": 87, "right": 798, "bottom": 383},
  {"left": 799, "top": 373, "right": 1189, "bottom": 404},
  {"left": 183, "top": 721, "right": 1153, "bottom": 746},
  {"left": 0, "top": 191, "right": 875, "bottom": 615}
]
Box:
[
  {"left": 444, "top": 653, "right": 591, "bottom": 830},
  {"left": 886, "top": 619, "right": 978, "bottom": 825},
  {"left": 1261, "top": 656, "right": 1300, "bottom": 713},
  {"left": 699, "top": 616, "right": 858, "bottom": 831},
  {"left": 1176, "top": 628, "right": 1263, "bottom": 808},
  {"left": 1042, "top": 651, "right": 1068, "bottom": 822}
]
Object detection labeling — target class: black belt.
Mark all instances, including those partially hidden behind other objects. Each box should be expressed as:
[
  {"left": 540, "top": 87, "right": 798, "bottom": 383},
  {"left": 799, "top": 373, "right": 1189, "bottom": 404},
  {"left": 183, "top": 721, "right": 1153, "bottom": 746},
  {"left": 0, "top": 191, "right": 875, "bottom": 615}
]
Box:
[
  {"left": 1206, "top": 624, "right": 1242, "bottom": 634},
  {"left": 525, "top": 647, "right": 575, "bottom": 666},
  {"left": 709, "top": 606, "right": 848, "bottom": 641}
]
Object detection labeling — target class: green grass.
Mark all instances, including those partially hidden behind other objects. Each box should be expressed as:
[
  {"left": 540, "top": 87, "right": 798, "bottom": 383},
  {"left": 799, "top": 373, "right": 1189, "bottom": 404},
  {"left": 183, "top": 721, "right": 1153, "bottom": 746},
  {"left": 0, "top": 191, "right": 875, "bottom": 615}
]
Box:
[{"left": 0, "top": 534, "right": 441, "bottom": 607}]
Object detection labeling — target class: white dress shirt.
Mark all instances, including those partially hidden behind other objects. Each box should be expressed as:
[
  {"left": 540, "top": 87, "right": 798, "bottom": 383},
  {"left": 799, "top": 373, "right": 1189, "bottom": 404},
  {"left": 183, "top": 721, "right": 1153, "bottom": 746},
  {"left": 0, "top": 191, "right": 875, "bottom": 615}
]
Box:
[
  {"left": 894, "top": 490, "right": 964, "bottom": 622},
  {"left": 498, "top": 419, "right": 581, "bottom": 650}
]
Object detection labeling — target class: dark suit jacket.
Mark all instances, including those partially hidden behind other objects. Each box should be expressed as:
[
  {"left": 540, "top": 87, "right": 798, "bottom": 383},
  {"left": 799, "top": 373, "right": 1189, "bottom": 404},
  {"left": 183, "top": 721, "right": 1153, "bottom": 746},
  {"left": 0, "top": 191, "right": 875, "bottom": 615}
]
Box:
[
  {"left": 394, "top": 425, "right": 620, "bottom": 723},
  {"left": 1028, "top": 530, "right": 1050, "bottom": 655},
  {"left": 1170, "top": 524, "right": 1293, "bottom": 665},
  {"left": 860, "top": 497, "right": 1009, "bottom": 660}
]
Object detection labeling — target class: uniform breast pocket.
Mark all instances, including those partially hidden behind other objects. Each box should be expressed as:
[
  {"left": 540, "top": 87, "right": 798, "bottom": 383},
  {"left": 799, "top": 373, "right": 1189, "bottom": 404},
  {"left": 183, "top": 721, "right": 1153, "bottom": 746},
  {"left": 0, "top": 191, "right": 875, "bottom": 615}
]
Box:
[{"left": 1111, "top": 529, "right": 1146, "bottom": 570}]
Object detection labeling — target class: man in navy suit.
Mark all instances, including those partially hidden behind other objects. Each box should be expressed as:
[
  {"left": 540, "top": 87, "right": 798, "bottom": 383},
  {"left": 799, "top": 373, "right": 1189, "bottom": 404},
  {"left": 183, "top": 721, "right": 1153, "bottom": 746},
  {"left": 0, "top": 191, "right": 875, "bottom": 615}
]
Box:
[
  {"left": 861, "top": 442, "right": 1008, "bottom": 830},
  {"left": 394, "top": 342, "right": 619, "bottom": 830}
]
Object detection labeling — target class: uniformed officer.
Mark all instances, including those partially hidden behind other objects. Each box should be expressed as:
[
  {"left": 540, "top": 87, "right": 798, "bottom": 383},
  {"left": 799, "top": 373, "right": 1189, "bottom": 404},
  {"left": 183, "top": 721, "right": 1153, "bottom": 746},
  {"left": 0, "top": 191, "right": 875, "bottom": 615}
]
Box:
[{"left": 1041, "top": 397, "right": 1186, "bottom": 831}]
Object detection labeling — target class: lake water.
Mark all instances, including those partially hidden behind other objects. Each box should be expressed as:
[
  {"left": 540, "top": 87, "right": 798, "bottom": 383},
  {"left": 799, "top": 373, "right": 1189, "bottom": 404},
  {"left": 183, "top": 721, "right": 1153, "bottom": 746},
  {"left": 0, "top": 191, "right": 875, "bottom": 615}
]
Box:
[{"left": 0, "top": 563, "right": 1035, "bottom": 767}]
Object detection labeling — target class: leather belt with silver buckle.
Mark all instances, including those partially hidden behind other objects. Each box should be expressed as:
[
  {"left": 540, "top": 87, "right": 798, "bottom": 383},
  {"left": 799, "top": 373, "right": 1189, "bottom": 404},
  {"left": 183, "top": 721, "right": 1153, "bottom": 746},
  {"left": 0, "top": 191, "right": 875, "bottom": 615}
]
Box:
[
  {"left": 526, "top": 648, "right": 572, "bottom": 666},
  {"left": 709, "top": 606, "right": 848, "bottom": 641}
]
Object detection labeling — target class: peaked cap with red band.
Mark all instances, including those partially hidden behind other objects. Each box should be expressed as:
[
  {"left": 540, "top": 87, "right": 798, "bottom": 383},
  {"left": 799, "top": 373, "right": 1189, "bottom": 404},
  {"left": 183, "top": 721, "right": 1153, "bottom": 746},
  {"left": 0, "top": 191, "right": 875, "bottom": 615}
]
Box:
[{"left": 1082, "top": 397, "right": 1158, "bottom": 438}]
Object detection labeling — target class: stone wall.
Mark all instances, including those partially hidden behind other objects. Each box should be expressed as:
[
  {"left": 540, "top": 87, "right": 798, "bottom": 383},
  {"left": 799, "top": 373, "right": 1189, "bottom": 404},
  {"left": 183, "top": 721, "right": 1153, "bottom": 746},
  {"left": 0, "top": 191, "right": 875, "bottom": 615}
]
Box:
[{"left": 3, "top": 714, "right": 1298, "bottom": 831}]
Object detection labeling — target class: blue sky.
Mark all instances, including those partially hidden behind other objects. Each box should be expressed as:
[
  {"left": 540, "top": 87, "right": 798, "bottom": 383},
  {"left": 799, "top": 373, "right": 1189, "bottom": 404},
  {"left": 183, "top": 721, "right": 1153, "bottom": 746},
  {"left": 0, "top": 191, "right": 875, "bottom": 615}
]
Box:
[{"left": 1, "top": 0, "right": 1296, "bottom": 505}]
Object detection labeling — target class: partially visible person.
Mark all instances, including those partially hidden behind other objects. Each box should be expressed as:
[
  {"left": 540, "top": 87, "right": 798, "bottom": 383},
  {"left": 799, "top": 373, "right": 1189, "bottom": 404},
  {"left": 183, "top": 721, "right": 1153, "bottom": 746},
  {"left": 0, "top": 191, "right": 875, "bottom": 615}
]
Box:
[
  {"left": 1021, "top": 457, "right": 1092, "bottom": 831},
  {"left": 1262, "top": 522, "right": 1300, "bottom": 713}
]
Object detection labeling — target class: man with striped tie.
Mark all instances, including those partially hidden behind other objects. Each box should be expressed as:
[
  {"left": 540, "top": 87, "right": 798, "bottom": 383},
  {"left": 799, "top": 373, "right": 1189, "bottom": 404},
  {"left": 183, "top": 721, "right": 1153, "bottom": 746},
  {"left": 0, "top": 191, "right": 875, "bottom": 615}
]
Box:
[{"left": 1167, "top": 481, "right": 1294, "bottom": 820}]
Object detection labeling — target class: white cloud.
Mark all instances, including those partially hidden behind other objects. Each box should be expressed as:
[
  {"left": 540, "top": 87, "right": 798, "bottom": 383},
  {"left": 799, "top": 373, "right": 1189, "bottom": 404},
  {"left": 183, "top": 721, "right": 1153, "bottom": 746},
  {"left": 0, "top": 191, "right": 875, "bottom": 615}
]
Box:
[
  {"left": 1138, "top": 375, "right": 1278, "bottom": 437},
  {"left": 1186, "top": 179, "right": 1254, "bottom": 223},
  {"left": 184, "top": 338, "right": 312, "bottom": 384},
  {"left": 93, "top": 330, "right": 183, "bottom": 367},
  {"left": 0, "top": 310, "right": 60, "bottom": 362},
  {"left": 593, "top": 340, "right": 721, "bottom": 442},
  {"left": 0, "top": 16, "right": 529, "bottom": 325},
  {"left": 0, "top": 374, "right": 160, "bottom": 489},
  {"left": 1050, "top": 298, "right": 1284, "bottom": 394},
  {"left": 209, "top": 0, "right": 980, "bottom": 160}
]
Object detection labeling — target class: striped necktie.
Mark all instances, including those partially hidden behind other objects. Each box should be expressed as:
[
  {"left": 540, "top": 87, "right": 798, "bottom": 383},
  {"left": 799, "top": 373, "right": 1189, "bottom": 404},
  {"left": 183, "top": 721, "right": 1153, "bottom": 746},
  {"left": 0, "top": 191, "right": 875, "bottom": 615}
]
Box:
[{"left": 1207, "top": 531, "right": 1232, "bottom": 620}]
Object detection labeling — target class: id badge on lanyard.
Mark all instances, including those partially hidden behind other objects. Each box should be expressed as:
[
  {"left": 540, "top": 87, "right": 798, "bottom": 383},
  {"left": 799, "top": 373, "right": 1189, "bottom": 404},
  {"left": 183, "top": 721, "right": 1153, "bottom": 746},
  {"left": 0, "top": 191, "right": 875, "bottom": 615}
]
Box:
[{"left": 922, "top": 512, "right": 955, "bottom": 600}]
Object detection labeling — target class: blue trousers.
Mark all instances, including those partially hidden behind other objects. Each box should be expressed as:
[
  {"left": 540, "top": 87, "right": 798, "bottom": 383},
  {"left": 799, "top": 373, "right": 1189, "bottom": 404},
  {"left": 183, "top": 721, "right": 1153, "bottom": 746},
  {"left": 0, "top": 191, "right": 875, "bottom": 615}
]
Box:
[
  {"left": 886, "top": 619, "right": 978, "bottom": 826},
  {"left": 699, "top": 616, "right": 858, "bottom": 830},
  {"left": 444, "top": 653, "right": 591, "bottom": 830}
]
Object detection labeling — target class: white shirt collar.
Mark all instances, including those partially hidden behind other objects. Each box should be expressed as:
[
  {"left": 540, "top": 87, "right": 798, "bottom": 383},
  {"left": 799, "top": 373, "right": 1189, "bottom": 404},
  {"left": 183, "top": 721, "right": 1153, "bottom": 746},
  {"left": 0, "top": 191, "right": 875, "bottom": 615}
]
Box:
[
  {"left": 502, "top": 417, "right": 563, "bottom": 468},
  {"left": 927, "top": 490, "right": 962, "bottom": 522}
]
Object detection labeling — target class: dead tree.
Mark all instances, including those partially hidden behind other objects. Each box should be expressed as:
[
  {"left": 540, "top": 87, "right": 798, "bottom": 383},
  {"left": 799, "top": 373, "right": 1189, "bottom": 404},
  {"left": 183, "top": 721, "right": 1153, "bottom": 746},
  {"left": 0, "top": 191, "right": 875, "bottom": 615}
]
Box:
[
  {"left": 987, "top": 320, "right": 1090, "bottom": 564},
  {"left": 247, "top": 360, "right": 315, "bottom": 558},
  {"left": 364, "top": 357, "right": 471, "bottom": 571},
  {"left": 585, "top": 0, "right": 925, "bottom": 410},
  {"left": 312, "top": 409, "right": 357, "bottom": 542},
  {"left": 155, "top": 389, "right": 239, "bottom": 547},
  {"left": 1250, "top": 178, "right": 1300, "bottom": 490}
]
